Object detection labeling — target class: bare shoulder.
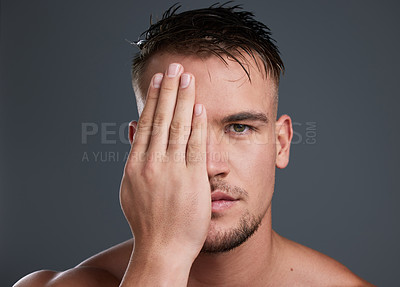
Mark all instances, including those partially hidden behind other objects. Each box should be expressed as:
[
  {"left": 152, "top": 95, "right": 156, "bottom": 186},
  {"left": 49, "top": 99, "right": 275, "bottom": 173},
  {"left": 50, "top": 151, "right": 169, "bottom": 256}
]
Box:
[
  {"left": 275, "top": 233, "right": 375, "bottom": 287},
  {"left": 14, "top": 239, "right": 134, "bottom": 287},
  {"left": 78, "top": 238, "right": 134, "bottom": 280},
  {"left": 13, "top": 267, "right": 120, "bottom": 287}
]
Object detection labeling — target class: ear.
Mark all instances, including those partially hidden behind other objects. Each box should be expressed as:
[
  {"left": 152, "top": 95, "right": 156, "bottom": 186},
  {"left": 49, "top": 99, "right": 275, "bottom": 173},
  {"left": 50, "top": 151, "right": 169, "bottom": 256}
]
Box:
[
  {"left": 128, "top": 120, "right": 138, "bottom": 145},
  {"left": 275, "top": 114, "right": 293, "bottom": 169}
]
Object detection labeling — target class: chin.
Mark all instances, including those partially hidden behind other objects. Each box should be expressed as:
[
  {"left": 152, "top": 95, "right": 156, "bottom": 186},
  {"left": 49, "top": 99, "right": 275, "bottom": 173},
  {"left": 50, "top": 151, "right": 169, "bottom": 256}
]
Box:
[{"left": 200, "top": 211, "right": 264, "bottom": 254}]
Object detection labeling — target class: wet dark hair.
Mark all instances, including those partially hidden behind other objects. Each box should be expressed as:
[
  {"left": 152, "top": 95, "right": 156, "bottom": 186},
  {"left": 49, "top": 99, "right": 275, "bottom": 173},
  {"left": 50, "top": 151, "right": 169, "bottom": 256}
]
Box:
[{"left": 131, "top": 2, "right": 284, "bottom": 93}]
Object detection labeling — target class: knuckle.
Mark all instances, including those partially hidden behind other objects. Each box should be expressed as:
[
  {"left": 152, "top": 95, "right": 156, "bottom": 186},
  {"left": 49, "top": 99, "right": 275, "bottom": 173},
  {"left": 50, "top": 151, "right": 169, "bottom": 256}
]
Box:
[
  {"left": 138, "top": 116, "right": 152, "bottom": 127},
  {"left": 169, "top": 121, "right": 183, "bottom": 140},
  {"left": 188, "top": 142, "right": 202, "bottom": 153},
  {"left": 124, "top": 150, "right": 149, "bottom": 174},
  {"left": 170, "top": 121, "right": 183, "bottom": 133},
  {"left": 141, "top": 160, "right": 159, "bottom": 182},
  {"left": 137, "top": 118, "right": 153, "bottom": 133},
  {"left": 152, "top": 114, "right": 167, "bottom": 127},
  {"left": 142, "top": 164, "right": 154, "bottom": 182},
  {"left": 161, "top": 84, "right": 176, "bottom": 93},
  {"left": 124, "top": 159, "right": 139, "bottom": 176},
  {"left": 147, "top": 91, "right": 159, "bottom": 100},
  {"left": 192, "top": 121, "right": 202, "bottom": 130},
  {"left": 150, "top": 125, "right": 164, "bottom": 139}
]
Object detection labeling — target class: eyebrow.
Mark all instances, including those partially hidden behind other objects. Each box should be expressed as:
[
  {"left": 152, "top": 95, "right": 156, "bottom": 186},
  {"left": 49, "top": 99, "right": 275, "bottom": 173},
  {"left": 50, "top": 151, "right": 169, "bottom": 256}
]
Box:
[{"left": 220, "top": 111, "right": 269, "bottom": 125}]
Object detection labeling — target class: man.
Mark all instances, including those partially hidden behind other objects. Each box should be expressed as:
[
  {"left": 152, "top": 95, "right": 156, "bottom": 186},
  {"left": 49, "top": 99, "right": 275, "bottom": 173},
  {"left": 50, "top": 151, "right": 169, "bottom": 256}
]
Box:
[{"left": 15, "top": 4, "right": 374, "bottom": 286}]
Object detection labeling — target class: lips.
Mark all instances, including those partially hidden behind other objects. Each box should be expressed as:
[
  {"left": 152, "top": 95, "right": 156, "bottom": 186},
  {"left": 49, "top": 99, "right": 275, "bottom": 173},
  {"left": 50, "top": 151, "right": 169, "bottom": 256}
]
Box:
[
  {"left": 211, "top": 191, "right": 238, "bottom": 212},
  {"left": 211, "top": 191, "right": 236, "bottom": 202}
]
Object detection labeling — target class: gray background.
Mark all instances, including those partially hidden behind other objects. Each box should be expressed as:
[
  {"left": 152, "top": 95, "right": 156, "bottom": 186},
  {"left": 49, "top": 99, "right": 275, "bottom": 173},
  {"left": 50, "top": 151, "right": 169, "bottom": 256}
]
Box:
[{"left": 1, "top": 0, "right": 399, "bottom": 286}]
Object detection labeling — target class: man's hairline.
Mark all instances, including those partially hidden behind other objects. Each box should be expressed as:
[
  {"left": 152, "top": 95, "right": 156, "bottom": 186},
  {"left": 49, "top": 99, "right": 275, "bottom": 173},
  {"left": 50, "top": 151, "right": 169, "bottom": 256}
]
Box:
[{"left": 132, "top": 51, "right": 280, "bottom": 116}]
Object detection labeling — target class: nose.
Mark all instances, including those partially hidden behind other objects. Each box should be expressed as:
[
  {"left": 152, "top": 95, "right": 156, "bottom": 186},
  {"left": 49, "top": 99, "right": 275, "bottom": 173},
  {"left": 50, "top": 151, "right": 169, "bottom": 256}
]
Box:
[{"left": 206, "top": 130, "right": 230, "bottom": 179}]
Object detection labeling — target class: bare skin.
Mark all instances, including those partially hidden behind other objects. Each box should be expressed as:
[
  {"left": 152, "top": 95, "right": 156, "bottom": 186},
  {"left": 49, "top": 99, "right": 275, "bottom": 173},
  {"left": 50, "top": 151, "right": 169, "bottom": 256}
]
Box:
[{"left": 14, "top": 53, "right": 375, "bottom": 287}]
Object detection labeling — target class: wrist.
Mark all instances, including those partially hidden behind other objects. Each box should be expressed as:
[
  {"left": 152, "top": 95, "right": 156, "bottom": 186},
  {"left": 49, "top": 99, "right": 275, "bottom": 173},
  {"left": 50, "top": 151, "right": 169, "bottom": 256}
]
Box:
[{"left": 121, "top": 248, "right": 194, "bottom": 286}]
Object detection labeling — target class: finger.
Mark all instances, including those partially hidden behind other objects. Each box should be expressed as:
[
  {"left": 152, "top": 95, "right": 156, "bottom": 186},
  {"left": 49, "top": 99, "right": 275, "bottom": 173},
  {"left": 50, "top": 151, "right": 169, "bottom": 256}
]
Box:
[
  {"left": 128, "top": 121, "right": 137, "bottom": 145},
  {"left": 167, "top": 73, "right": 195, "bottom": 156},
  {"left": 147, "top": 63, "right": 183, "bottom": 155},
  {"left": 187, "top": 104, "right": 207, "bottom": 168},
  {"left": 132, "top": 73, "right": 163, "bottom": 153}
]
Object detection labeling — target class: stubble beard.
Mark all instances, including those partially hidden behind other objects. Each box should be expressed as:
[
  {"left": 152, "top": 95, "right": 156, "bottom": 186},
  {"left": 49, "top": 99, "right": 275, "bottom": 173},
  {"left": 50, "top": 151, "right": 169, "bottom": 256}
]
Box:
[{"left": 200, "top": 210, "right": 264, "bottom": 254}]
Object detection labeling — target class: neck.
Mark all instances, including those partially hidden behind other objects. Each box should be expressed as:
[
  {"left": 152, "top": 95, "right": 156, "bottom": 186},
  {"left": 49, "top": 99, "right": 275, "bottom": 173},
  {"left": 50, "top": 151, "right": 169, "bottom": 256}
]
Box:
[{"left": 188, "top": 208, "right": 280, "bottom": 286}]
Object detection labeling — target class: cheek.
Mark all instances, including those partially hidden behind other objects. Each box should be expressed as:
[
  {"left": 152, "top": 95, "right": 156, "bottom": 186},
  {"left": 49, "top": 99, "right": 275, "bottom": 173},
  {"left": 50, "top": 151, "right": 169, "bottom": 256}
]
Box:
[{"left": 228, "top": 139, "right": 276, "bottom": 195}]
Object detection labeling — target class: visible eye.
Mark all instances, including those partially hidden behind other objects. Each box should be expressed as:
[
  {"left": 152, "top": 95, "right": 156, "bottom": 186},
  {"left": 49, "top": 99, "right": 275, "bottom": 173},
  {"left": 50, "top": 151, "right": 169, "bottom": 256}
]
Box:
[{"left": 225, "top": 124, "right": 254, "bottom": 135}]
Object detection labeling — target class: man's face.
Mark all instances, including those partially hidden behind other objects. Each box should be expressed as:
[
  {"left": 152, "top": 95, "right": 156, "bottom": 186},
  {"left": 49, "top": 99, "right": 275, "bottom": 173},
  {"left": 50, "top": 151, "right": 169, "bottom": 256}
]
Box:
[{"left": 137, "top": 52, "right": 286, "bottom": 253}]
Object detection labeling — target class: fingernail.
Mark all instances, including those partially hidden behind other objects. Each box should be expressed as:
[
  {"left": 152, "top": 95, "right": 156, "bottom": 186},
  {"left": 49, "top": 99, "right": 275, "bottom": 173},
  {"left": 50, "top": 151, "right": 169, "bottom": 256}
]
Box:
[
  {"left": 167, "top": 63, "right": 181, "bottom": 77},
  {"left": 194, "top": 104, "right": 203, "bottom": 116},
  {"left": 153, "top": 74, "right": 163, "bottom": 88},
  {"left": 180, "top": 73, "right": 191, "bottom": 88}
]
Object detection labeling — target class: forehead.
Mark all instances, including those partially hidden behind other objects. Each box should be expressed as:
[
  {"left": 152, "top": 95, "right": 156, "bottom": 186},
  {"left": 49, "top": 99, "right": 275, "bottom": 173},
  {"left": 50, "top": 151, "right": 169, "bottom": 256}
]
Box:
[{"left": 139, "top": 52, "right": 277, "bottom": 119}]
